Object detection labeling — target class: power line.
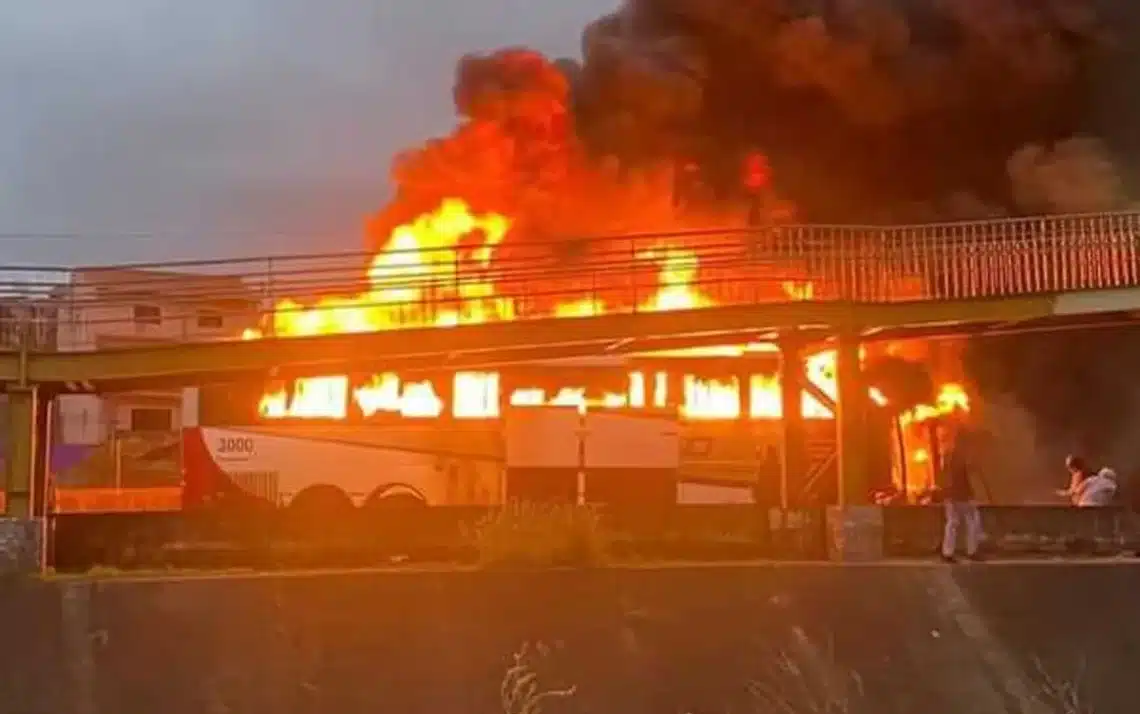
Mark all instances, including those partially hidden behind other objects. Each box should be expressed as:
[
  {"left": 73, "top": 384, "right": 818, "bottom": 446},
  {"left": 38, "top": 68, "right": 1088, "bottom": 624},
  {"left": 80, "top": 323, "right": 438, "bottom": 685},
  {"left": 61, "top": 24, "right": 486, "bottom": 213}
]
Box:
[
  {"left": 0, "top": 229, "right": 358, "bottom": 242},
  {"left": 0, "top": 207, "right": 1138, "bottom": 244}
]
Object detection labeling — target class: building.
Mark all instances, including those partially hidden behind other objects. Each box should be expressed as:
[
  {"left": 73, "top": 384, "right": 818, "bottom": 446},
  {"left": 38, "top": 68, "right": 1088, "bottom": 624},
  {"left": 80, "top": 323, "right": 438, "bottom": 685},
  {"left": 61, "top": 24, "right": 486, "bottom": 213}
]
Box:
[
  {"left": 47, "top": 267, "right": 262, "bottom": 445},
  {"left": 0, "top": 296, "right": 60, "bottom": 462},
  {"left": 0, "top": 298, "right": 58, "bottom": 352}
]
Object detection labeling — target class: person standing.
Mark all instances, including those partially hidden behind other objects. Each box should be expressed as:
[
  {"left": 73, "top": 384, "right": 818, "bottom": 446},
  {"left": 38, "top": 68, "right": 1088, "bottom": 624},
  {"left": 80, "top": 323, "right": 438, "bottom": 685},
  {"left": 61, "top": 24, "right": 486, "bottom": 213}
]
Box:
[{"left": 940, "top": 425, "right": 984, "bottom": 563}]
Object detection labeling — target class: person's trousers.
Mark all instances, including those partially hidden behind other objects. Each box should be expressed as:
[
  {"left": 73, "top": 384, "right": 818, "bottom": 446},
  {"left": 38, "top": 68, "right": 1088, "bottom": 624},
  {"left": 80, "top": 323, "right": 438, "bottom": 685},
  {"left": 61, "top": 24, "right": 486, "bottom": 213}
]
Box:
[{"left": 942, "top": 500, "right": 983, "bottom": 557}]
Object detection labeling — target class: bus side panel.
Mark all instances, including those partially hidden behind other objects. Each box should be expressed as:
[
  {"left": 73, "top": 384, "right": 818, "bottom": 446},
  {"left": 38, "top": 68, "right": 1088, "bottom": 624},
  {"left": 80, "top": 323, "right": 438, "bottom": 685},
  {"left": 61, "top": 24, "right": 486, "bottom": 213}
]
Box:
[
  {"left": 504, "top": 407, "right": 580, "bottom": 504},
  {"left": 503, "top": 407, "right": 580, "bottom": 468},
  {"left": 582, "top": 411, "right": 680, "bottom": 506},
  {"left": 503, "top": 467, "right": 578, "bottom": 504},
  {"left": 184, "top": 427, "right": 448, "bottom": 506},
  {"left": 676, "top": 480, "right": 755, "bottom": 504},
  {"left": 181, "top": 427, "right": 234, "bottom": 508},
  {"left": 582, "top": 411, "right": 680, "bottom": 470},
  {"left": 584, "top": 469, "right": 676, "bottom": 506}
]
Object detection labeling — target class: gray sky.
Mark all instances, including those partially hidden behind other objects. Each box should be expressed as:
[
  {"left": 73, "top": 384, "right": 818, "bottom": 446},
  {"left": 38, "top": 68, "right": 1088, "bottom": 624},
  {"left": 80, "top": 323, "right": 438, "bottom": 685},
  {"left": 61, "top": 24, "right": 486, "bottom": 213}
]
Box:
[{"left": 0, "top": 0, "right": 615, "bottom": 265}]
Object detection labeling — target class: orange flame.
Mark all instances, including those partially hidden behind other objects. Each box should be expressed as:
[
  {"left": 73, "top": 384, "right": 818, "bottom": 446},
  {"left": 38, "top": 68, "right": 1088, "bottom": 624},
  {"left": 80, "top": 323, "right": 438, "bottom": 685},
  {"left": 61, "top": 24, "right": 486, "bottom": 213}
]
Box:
[
  {"left": 902, "top": 383, "right": 970, "bottom": 424},
  {"left": 243, "top": 198, "right": 514, "bottom": 342},
  {"left": 895, "top": 383, "right": 970, "bottom": 495},
  {"left": 246, "top": 199, "right": 969, "bottom": 434}
]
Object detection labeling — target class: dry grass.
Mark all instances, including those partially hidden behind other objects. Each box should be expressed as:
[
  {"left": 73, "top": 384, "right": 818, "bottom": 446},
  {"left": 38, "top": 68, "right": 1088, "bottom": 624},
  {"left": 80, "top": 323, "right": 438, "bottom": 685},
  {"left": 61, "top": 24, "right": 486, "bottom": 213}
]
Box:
[
  {"left": 1034, "top": 658, "right": 1094, "bottom": 714},
  {"left": 495, "top": 640, "right": 1099, "bottom": 714},
  {"left": 471, "top": 503, "right": 609, "bottom": 568},
  {"left": 500, "top": 643, "right": 576, "bottom": 714},
  {"left": 747, "top": 637, "right": 864, "bottom": 714}
]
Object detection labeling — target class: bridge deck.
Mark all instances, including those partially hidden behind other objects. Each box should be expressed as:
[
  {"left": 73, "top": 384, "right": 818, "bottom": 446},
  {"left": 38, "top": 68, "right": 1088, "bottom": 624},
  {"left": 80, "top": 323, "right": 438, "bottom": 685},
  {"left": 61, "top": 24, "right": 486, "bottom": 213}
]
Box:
[
  {"left": 0, "top": 294, "right": 1073, "bottom": 390},
  {"left": 1, "top": 211, "right": 1140, "bottom": 389}
]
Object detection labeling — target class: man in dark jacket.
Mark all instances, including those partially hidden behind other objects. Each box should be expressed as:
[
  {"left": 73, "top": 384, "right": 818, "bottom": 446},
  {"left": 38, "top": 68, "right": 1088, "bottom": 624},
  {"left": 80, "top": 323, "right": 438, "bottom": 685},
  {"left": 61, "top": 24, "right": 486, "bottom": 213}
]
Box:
[{"left": 940, "top": 424, "right": 984, "bottom": 563}]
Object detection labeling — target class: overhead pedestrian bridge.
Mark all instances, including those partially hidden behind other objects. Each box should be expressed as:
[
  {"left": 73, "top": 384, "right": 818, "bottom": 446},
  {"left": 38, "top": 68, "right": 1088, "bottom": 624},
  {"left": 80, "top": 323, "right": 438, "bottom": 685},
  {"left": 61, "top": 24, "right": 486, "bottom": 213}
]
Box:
[{"left": 2, "top": 210, "right": 1140, "bottom": 516}]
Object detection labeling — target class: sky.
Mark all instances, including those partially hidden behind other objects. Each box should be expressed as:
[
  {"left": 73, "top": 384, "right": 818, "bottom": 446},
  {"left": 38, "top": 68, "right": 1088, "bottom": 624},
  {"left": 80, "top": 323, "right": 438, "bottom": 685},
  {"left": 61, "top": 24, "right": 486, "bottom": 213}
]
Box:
[{"left": 0, "top": 0, "right": 616, "bottom": 266}]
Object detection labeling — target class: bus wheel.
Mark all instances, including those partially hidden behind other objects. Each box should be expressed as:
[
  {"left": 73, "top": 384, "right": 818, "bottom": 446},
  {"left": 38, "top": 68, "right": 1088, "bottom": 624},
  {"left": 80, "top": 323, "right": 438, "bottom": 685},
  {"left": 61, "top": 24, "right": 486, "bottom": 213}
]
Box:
[
  {"left": 362, "top": 486, "right": 428, "bottom": 511},
  {"left": 285, "top": 485, "right": 354, "bottom": 532},
  {"left": 361, "top": 487, "right": 429, "bottom": 558}
]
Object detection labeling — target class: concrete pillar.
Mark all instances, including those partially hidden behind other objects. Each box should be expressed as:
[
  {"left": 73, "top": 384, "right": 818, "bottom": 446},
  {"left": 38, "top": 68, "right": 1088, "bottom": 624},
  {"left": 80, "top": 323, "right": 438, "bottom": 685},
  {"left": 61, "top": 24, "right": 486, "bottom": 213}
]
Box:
[
  {"left": 835, "top": 333, "right": 867, "bottom": 506},
  {"left": 4, "top": 386, "right": 50, "bottom": 519},
  {"left": 1, "top": 386, "right": 48, "bottom": 573},
  {"left": 498, "top": 372, "right": 515, "bottom": 417},
  {"left": 778, "top": 335, "right": 806, "bottom": 509},
  {"left": 667, "top": 372, "right": 685, "bottom": 411},
  {"left": 737, "top": 369, "right": 752, "bottom": 422},
  {"left": 436, "top": 372, "right": 456, "bottom": 419},
  {"left": 181, "top": 387, "right": 200, "bottom": 427}
]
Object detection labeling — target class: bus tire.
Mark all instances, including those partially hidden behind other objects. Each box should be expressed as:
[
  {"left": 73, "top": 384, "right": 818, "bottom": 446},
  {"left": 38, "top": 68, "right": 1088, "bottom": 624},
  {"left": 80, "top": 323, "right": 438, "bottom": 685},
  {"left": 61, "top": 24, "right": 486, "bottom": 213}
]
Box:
[
  {"left": 362, "top": 484, "right": 428, "bottom": 510},
  {"left": 286, "top": 484, "right": 354, "bottom": 525}
]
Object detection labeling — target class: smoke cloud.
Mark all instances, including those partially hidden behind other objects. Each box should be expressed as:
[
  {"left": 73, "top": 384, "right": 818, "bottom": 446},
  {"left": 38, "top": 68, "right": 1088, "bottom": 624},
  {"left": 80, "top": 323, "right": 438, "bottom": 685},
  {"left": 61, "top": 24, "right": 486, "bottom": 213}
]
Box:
[
  {"left": 971, "top": 394, "right": 1057, "bottom": 504},
  {"left": 378, "top": 0, "right": 1130, "bottom": 237},
  {"left": 1007, "top": 136, "right": 1130, "bottom": 213},
  {"left": 372, "top": 0, "right": 1139, "bottom": 488},
  {"left": 568, "top": 0, "right": 1120, "bottom": 219},
  {"left": 372, "top": 45, "right": 766, "bottom": 254}
]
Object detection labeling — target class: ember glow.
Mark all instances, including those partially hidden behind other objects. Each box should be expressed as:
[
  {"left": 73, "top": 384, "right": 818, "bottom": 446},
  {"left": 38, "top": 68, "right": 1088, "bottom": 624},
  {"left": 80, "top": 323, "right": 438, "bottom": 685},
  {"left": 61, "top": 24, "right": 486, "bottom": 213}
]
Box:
[{"left": 246, "top": 199, "right": 969, "bottom": 429}]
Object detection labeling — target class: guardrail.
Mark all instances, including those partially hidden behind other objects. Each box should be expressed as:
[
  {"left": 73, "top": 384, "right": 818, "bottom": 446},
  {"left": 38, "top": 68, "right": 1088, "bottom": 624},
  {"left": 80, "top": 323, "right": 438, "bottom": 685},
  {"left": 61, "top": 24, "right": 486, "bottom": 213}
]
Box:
[
  {"left": 0, "top": 487, "right": 182, "bottom": 515},
  {"left": 882, "top": 505, "right": 1134, "bottom": 556},
  {"left": 41, "top": 503, "right": 1140, "bottom": 572},
  {"left": 1, "top": 211, "right": 1138, "bottom": 348},
  {"left": 48, "top": 505, "right": 829, "bottom": 570}
]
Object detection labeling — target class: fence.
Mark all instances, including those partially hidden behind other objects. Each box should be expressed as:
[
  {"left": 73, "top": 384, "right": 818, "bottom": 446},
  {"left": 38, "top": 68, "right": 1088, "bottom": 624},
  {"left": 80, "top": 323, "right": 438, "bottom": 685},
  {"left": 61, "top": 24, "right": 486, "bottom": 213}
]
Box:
[
  {"left": 882, "top": 505, "right": 1132, "bottom": 555},
  {"left": 1, "top": 212, "right": 1139, "bottom": 349},
  {"left": 47, "top": 505, "right": 829, "bottom": 570},
  {"left": 42, "top": 503, "right": 1139, "bottom": 571},
  {"left": 0, "top": 487, "right": 181, "bottom": 515}
]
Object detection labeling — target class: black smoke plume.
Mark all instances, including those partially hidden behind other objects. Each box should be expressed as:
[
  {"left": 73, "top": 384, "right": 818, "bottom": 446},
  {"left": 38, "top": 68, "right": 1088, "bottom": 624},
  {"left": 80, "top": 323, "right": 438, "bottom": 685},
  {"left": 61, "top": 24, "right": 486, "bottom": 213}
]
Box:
[
  {"left": 561, "top": 0, "right": 1140, "bottom": 479},
  {"left": 566, "top": 0, "right": 1130, "bottom": 219},
  {"left": 379, "top": 0, "right": 1140, "bottom": 489}
]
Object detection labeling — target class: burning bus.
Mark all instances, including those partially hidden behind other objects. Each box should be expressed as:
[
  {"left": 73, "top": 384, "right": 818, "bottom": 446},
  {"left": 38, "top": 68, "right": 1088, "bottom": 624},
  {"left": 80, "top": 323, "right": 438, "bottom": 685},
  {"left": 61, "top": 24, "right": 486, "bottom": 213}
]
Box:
[
  {"left": 182, "top": 352, "right": 964, "bottom": 513},
  {"left": 182, "top": 396, "right": 685, "bottom": 512},
  {"left": 180, "top": 199, "right": 969, "bottom": 512}
]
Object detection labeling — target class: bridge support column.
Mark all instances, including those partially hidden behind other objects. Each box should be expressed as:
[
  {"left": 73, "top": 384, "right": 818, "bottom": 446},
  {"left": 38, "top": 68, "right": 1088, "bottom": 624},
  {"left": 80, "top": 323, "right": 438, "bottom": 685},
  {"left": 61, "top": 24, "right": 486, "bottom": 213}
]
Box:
[
  {"left": 436, "top": 372, "right": 456, "bottom": 418},
  {"left": 778, "top": 334, "right": 806, "bottom": 510},
  {"left": 737, "top": 368, "right": 752, "bottom": 422},
  {"left": 835, "top": 333, "right": 867, "bottom": 506},
  {"left": 1, "top": 386, "right": 49, "bottom": 573},
  {"left": 498, "top": 372, "right": 514, "bottom": 417},
  {"left": 827, "top": 332, "right": 883, "bottom": 561}
]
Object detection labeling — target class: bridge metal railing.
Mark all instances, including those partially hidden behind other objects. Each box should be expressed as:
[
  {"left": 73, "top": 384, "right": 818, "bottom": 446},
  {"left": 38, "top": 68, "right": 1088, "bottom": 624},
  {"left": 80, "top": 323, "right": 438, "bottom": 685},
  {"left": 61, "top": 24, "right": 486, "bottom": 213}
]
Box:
[
  {"left": 0, "top": 210, "right": 1138, "bottom": 347},
  {"left": 882, "top": 504, "right": 1135, "bottom": 556}
]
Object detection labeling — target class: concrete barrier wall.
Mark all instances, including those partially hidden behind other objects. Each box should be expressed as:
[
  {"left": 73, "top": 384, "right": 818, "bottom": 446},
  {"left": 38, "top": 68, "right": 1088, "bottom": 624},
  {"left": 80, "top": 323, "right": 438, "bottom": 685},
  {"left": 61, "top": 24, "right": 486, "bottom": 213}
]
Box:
[{"left": 2, "top": 563, "right": 1140, "bottom": 714}]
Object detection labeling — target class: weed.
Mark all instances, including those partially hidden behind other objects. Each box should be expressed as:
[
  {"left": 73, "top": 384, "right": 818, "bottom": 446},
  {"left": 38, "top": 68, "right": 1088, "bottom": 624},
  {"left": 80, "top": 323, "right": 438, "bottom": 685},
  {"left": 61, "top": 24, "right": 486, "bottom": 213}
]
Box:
[
  {"left": 1034, "top": 657, "right": 1094, "bottom": 714},
  {"left": 471, "top": 503, "right": 609, "bottom": 568},
  {"left": 747, "top": 648, "right": 863, "bottom": 714},
  {"left": 500, "top": 643, "right": 576, "bottom": 714}
]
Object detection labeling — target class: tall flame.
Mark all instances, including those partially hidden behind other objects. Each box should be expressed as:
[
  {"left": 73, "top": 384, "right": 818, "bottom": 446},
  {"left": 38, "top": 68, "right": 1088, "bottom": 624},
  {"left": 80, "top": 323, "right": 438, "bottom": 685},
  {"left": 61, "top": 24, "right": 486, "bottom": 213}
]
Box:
[
  {"left": 247, "top": 198, "right": 969, "bottom": 439},
  {"left": 246, "top": 198, "right": 514, "bottom": 341}
]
